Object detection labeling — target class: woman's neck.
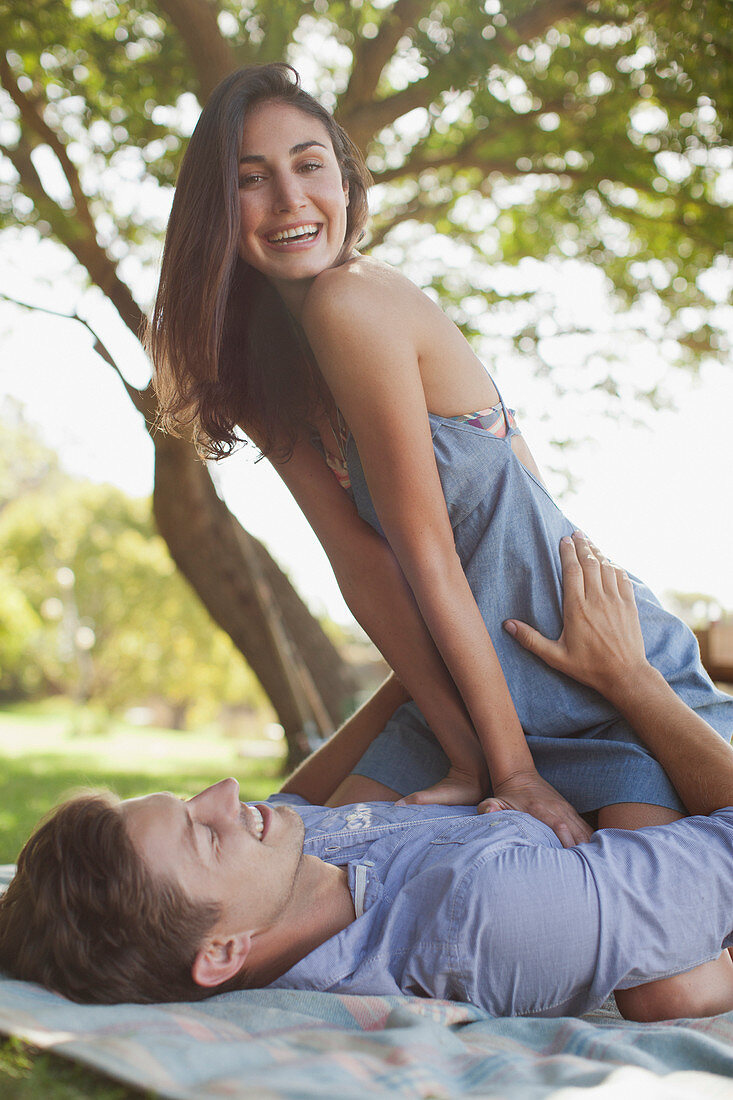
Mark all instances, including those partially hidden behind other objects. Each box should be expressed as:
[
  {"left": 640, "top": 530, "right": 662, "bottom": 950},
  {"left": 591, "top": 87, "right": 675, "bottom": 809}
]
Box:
[{"left": 272, "top": 249, "right": 361, "bottom": 320}]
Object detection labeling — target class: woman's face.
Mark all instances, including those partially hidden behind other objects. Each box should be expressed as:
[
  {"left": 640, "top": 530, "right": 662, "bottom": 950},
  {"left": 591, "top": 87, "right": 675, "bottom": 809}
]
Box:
[{"left": 237, "top": 100, "right": 350, "bottom": 309}]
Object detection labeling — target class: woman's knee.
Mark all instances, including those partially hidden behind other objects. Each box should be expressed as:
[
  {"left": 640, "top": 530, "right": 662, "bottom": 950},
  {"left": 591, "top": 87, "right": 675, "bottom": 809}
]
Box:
[{"left": 327, "top": 775, "right": 400, "bottom": 806}]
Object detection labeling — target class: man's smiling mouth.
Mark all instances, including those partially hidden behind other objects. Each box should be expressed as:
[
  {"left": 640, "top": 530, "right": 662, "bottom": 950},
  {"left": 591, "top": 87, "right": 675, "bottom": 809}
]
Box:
[
  {"left": 266, "top": 224, "right": 320, "bottom": 245},
  {"left": 250, "top": 805, "right": 265, "bottom": 839}
]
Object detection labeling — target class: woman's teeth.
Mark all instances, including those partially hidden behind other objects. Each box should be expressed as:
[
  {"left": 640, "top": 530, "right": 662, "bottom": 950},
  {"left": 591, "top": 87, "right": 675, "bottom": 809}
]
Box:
[
  {"left": 251, "top": 806, "right": 264, "bottom": 839},
  {"left": 268, "top": 224, "right": 319, "bottom": 243}
]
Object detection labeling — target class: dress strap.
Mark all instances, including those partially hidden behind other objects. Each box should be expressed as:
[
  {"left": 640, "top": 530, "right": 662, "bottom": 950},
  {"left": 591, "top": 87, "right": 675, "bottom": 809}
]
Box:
[{"left": 488, "top": 372, "right": 513, "bottom": 438}]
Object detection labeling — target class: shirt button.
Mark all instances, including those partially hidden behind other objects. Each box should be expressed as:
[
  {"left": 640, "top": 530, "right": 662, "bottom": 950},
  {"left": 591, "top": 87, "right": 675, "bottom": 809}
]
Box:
[{"left": 362, "top": 860, "right": 375, "bottom": 867}]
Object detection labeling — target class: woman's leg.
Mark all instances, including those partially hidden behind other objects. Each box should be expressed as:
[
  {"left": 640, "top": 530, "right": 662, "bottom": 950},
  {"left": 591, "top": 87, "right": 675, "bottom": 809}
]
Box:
[
  {"left": 328, "top": 775, "right": 400, "bottom": 805},
  {"left": 598, "top": 802, "right": 733, "bottom": 1021},
  {"left": 597, "top": 802, "right": 681, "bottom": 830}
]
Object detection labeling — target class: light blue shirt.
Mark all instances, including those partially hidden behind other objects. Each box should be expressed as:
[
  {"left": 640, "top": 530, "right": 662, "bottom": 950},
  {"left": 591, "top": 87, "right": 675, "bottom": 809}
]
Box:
[{"left": 266, "top": 798, "right": 733, "bottom": 1018}]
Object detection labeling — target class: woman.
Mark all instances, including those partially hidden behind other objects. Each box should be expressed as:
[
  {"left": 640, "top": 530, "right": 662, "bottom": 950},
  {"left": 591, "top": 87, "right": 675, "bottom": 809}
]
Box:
[{"left": 149, "top": 63, "right": 733, "bottom": 847}]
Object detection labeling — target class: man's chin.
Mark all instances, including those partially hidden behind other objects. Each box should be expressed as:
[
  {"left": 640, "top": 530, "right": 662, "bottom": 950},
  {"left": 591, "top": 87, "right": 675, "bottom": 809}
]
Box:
[{"left": 277, "top": 804, "right": 306, "bottom": 848}]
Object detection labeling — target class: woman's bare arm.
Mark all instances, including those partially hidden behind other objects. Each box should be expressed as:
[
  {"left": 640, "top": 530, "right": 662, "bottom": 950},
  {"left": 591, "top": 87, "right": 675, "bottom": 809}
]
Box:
[
  {"left": 280, "top": 673, "right": 407, "bottom": 804},
  {"left": 267, "top": 434, "right": 489, "bottom": 793},
  {"left": 506, "top": 533, "right": 733, "bottom": 817},
  {"left": 298, "top": 263, "right": 592, "bottom": 843},
  {"left": 275, "top": 437, "right": 582, "bottom": 835}
]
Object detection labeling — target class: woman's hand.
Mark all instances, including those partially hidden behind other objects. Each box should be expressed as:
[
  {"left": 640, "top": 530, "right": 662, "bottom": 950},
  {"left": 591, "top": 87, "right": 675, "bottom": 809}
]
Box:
[
  {"left": 397, "top": 761, "right": 593, "bottom": 848},
  {"left": 503, "top": 532, "right": 648, "bottom": 706},
  {"left": 479, "top": 770, "right": 593, "bottom": 847},
  {"left": 396, "top": 764, "right": 488, "bottom": 809}
]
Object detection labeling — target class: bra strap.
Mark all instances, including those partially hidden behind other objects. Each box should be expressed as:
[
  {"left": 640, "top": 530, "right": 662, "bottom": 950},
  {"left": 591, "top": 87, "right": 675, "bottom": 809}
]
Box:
[{"left": 487, "top": 371, "right": 513, "bottom": 437}]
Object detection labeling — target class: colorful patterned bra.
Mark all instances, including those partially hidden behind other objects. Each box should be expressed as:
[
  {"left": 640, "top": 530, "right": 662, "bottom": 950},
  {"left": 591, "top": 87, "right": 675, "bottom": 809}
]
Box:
[{"left": 321, "top": 402, "right": 520, "bottom": 491}]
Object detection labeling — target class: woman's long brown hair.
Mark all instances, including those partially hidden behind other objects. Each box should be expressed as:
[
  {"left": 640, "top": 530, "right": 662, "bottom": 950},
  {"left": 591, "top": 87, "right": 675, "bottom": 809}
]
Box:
[{"left": 147, "top": 64, "right": 372, "bottom": 459}]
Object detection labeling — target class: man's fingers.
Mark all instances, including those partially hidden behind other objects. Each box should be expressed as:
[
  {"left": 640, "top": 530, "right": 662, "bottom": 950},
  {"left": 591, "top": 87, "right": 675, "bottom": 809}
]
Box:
[
  {"left": 503, "top": 619, "right": 561, "bottom": 668},
  {"left": 588, "top": 539, "right": 621, "bottom": 598},
  {"left": 616, "top": 566, "right": 636, "bottom": 603},
  {"left": 588, "top": 538, "right": 636, "bottom": 604},
  {"left": 559, "top": 534, "right": 584, "bottom": 602},
  {"left": 554, "top": 815, "right": 594, "bottom": 847},
  {"left": 571, "top": 531, "right": 603, "bottom": 594}
]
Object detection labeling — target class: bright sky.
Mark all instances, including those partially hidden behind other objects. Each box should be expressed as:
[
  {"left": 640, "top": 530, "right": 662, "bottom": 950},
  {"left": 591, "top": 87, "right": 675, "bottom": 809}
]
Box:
[{"left": 1, "top": 229, "right": 732, "bottom": 625}]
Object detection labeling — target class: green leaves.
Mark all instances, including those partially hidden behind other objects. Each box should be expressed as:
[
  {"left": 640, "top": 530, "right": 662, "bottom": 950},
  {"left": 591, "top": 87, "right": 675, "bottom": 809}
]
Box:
[{"left": 0, "top": 0, "right": 729, "bottom": 389}]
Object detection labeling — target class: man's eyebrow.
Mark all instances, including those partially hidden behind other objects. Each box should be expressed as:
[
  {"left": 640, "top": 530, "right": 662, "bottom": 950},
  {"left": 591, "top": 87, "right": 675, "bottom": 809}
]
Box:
[
  {"left": 239, "top": 141, "right": 327, "bottom": 164},
  {"left": 180, "top": 800, "right": 199, "bottom": 856}
]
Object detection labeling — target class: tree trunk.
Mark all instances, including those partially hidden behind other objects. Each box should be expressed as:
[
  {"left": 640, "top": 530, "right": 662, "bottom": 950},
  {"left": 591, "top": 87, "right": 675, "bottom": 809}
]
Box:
[{"left": 152, "top": 431, "right": 358, "bottom": 766}]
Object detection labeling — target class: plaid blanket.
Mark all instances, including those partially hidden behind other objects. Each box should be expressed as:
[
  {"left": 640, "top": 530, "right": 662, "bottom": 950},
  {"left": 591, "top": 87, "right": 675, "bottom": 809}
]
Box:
[
  {"left": 4, "top": 977, "right": 733, "bottom": 1097},
  {"left": 2, "top": 869, "right": 733, "bottom": 1098}
]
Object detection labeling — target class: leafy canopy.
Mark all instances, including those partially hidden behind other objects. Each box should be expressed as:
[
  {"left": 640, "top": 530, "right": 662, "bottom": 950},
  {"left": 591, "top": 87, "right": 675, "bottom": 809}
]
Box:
[{"left": 0, "top": 0, "right": 730, "bottom": 390}]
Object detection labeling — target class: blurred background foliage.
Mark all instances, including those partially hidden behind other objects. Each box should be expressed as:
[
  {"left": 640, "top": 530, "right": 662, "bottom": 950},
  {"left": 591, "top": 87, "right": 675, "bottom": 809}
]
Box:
[{"left": 0, "top": 401, "right": 270, "bottom": 726}]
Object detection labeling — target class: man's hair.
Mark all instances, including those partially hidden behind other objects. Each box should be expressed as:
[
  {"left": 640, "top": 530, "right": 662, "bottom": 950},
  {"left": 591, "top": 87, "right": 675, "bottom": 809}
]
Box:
[{"left": 0, "top": 791, "right": 220, "bottom": 1004}]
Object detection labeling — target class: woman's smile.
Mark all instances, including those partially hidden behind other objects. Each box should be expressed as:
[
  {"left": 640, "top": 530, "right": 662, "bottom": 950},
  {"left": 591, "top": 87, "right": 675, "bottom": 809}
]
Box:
[
  {"left": 237, "top": 100, "right": 350, "bottom": 311},
  {"left": 263, "top": 222, "right": 322, "bottom": 248}
]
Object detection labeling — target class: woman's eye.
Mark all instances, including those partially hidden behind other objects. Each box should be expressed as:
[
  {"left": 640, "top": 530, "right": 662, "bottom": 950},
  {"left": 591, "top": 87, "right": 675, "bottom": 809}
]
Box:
[
  {"left": 298, "top": 161, "right": 322, "bottom": 173},
  {"left": 238, "top": 174, "right": 264, "bottom": 188}
]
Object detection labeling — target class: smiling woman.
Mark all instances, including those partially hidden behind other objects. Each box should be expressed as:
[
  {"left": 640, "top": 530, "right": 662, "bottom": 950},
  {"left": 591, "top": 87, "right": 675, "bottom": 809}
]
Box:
[
  {"left": 147, "top": 63, "right": 371, "bottom": 461},
  {"left": 236, "top": 103, "right": 351, "bottom": 309}
]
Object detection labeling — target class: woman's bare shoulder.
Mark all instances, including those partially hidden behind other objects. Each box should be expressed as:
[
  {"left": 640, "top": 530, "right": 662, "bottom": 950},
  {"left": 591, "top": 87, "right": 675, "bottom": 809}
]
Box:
[{"left": 302, "top": 255, "right": 423, "bottom": 324}]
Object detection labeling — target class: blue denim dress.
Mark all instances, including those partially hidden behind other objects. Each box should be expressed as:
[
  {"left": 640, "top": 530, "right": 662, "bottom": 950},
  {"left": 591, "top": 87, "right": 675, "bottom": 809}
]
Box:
[{"left": 347, "top": 397, "right": 733, "bottom": 813}]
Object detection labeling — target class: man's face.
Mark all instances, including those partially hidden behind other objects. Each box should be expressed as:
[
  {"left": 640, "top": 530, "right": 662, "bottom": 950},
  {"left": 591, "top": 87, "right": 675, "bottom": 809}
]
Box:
[{"left": 120, "top": 778, "right": 305, "bottom": 938}]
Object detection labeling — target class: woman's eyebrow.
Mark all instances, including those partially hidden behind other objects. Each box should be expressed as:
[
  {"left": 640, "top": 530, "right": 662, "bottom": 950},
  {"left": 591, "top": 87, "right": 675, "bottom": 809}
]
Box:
[{"left": 239, "top": 141, "right": 327, "bottom": 164}]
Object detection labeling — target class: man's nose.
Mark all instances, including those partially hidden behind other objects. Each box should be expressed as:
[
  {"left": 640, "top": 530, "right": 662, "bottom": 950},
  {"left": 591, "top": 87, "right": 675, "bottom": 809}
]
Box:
[{"left": 191, "top": 777, "right": 240, "bottom": 816}]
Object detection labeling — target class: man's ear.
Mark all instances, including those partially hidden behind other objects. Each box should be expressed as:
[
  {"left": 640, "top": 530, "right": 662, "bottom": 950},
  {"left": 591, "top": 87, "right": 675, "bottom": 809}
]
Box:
[{"left": 191, "top": 932, "right": 251, "bottom": 988}]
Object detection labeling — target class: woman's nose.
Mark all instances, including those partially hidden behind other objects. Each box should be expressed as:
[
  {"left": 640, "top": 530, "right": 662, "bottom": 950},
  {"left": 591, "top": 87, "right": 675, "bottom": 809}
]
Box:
[{"left": 272, "top": 172, "right": 306, "bottom": 214}]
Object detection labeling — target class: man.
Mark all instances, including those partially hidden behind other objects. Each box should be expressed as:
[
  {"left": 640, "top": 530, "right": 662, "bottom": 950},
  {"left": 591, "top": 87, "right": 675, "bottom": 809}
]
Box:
[{"left": 2, "top": 535, "right": 733, "bottom": 1020}]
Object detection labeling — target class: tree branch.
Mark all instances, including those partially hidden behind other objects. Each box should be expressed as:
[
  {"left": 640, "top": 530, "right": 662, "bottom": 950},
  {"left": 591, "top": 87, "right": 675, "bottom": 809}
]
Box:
[
  {"left": 339, "top": 0, "right": 590, "bottom": 150},
  {"left": 0, "top": 54, "right": 97, "bottom": 242},
  {"left": 0, "top": 292, "right": 156, "bottom": 424},
  {"left": 366, "top": 192, "right": 456, "bottom": 249},
  {"left": 156, "top": 0, "right": 237, "bottom": 99},
  {"left": 341, "top": 0, "right": 425, "bottom": 113},
  {"left": 0, "top": 64, "right": 144, "bottom": 336},
  {"left": 502, "top": 0, "right": 589, "bottom": 45},
  {"left": 339, "top": 81, "right": 434, "bottom": 151},
  {"left": 373, "top": 149, "right": 517, "bottom": 185},
  {"left": 369, "top": 86, "right": 580, "bottom": 184}
]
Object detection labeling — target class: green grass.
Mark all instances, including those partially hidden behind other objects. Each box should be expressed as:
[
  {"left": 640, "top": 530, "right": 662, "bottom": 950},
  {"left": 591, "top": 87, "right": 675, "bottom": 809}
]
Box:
[
  {"left": 0, "top": 1038, "right": 151, "bottom": 1099},
  {"left": 0, "top": 698, "right": 284, "bottom": 862},
  {"left": 0, "top": 698, "right": 287, "bottom": 1097}
]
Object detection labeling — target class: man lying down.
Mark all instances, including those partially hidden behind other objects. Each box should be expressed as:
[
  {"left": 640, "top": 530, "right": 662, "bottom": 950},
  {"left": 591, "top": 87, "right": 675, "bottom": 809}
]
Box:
[{"left": 2, "top": 536, "right": 733, "bottom": 1022}]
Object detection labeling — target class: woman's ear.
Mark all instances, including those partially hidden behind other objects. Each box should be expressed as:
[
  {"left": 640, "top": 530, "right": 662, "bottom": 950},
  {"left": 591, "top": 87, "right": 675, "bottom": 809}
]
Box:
[{"left": 191, "top": 932, "right": 251, "bottom": 988}]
